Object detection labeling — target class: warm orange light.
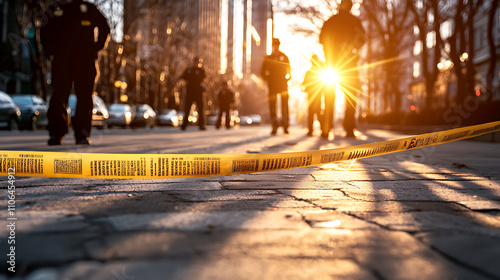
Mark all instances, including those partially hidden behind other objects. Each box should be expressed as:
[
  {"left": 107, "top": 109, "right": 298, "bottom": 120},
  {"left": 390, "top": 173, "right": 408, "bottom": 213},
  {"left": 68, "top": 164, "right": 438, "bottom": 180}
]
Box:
[
  {"left": 476, "top": 90, "right": 481, "bottom": 97},
  {"left": 321, "top": 69, "right": 340, "bottom": 85},
  {"left": 410, "top": 105, "right": 416, "bottom": 111}
]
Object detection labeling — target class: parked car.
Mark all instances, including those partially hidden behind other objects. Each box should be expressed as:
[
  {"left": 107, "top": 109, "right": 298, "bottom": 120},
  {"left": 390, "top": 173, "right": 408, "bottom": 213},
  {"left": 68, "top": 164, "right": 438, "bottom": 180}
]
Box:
[
  {"left": 206, "top": 110, "right": 240, "bottom": 126},
  {"left": 177, "top": 111, "right": 199, "bottom": 126},
  {"left": 67, "top": 94, "right": 109, "bottom": 129},
  {"left": 156, "top": 109, "right": 179, "bottom": 127},
  {"left": 0, "top": 91, "right": 21, "bottom": 130},
  {"left": 10, "top": 94, "right": 48, "bottom": 130},
  {"left": 131, "top": 104, "right": 156, "bottom": 128},
  {"left": 107, "top": 103, "right": 133, "bottom": 128},
  {"left": 239, "top": 114, "right": 262, "bottom": 126}
]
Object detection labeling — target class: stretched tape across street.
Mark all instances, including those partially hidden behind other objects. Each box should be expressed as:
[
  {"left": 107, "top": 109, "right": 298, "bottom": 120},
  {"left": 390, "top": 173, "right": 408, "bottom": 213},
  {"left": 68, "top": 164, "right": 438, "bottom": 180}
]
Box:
[{"left": 1, "top": 121, "right": 500, "bottom": 179}]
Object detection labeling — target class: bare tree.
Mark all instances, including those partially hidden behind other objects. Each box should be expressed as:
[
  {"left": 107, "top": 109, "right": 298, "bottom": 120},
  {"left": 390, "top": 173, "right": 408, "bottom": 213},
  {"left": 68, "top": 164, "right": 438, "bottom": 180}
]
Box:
[
  {"left": 408, "top": 0, "right": 444, "bottom": 111},
  {"left": 444, "top": 0, "right": 484, "bottom": 105},
  {"left": 486, "top": 0, "right": 499, "bottom": 100},
  {"left": 362, "top": 0, "right": 412, "bottom": 114}
]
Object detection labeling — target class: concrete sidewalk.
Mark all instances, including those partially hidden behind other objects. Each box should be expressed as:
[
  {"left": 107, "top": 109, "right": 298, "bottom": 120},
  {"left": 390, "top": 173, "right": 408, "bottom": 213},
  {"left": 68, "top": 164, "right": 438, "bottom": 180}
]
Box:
[{"left": 1, "top": 126, "right": 500, "bottom": 279}]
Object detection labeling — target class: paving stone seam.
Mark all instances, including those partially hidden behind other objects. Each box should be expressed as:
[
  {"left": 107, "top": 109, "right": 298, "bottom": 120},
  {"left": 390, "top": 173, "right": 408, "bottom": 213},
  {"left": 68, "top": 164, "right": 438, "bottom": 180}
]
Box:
[{"left": 346, "top": 211, "right": 500, "bottom": 279}]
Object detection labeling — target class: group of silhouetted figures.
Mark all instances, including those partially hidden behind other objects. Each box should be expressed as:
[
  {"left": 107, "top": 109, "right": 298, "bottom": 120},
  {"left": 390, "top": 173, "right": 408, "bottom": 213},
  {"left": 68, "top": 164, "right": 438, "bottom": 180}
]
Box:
[
  {"left": 40, "top": 0, "right": 363, "bottom": 145},
  {"left": 262, "top": 0, "right": 365, "bottom": 139}
]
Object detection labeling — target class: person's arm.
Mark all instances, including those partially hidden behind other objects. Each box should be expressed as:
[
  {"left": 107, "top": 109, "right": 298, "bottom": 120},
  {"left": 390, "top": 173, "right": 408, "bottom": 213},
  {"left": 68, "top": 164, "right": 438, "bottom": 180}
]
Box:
[
  {"left": 261, "top": 57, "right": 269, "bottom": 80},
  {"left": 93, "top": 6, "right": 111, "bottom": 53}
]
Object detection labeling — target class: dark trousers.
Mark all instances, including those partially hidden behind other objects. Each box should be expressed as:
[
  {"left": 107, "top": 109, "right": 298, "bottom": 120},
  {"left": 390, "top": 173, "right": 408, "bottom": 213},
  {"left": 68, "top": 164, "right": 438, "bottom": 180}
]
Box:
[
  {"left": 322, "top": 88, "right": 335, "bottom": 136},
  {"left": 307, "top": 91, "right": 322, "bottom": 132},
  {"left": 216, "top": 106, "right": 231, "bottom": 128},
  {"left": 268, "top": 91, "right": 289, "bottom": 130},
  {"left": 48, "top": 57, "right": 96, "bottom": 141},
  {"left": 181, "top": 93, "right": 205, "bottom": 129},
  {"left": 341, "top": 74, "right": 359, "bottom": 134}
]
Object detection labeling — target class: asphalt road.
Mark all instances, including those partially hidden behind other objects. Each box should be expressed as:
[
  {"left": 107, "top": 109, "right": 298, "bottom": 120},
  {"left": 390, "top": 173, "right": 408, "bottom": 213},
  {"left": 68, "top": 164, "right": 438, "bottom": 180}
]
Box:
[{"left": 1, "top": 124, "right": 500, "bottom": 280}]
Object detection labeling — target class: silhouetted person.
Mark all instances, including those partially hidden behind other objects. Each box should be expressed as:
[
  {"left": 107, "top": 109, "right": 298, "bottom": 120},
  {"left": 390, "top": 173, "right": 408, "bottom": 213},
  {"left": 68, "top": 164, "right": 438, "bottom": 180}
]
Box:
[
  {"left": 41, "top": 0, "right": 110, "bottom": 145},
  {"left": 301, "top": 55, "right": 326, "bottom": 137},
  {"left": 261, "top": 38, "right": 291, "bottom": 135},
  {"left": 320, "top": 0, "right": 365, "bottom": 138},
  {"left": 180, "top": 57, "right": 206, "bottom": 131},
  {"left": 215, "top": 81, "right": 235, "bottom": 129}
]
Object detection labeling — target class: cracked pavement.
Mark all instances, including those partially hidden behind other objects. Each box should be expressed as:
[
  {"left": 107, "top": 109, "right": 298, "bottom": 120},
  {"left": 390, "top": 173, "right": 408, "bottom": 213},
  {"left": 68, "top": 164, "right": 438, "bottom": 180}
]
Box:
[{"left": 1, "top": 125, "right": 500, "bottom": 279}]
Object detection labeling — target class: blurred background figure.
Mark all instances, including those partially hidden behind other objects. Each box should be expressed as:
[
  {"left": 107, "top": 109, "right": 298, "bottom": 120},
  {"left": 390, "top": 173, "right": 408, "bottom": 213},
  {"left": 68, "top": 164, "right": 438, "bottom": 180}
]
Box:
[
  {"left": 215, "top": 81, "right": 235, "bottom": 129},
  {"left": 179, "top": 57, "right": 207, "bottom": 131},
  {"left": 261, "top": 38, "right": 291, "bottom": 135},
  {"left": 320, "top": 0, "right": 365, "bottom": 138},
  {"left": 301, "top": 55, "right": 325, "bottom": 137},
  {"left": 41, "top": 0, "right": 110, "bottom": 145}
]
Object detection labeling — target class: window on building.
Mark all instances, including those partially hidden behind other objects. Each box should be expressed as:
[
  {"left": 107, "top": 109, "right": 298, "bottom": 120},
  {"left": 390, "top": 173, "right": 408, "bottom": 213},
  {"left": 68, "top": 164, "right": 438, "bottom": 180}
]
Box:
[
  {"left": 475, "top": 26, "right": 485, "bottom": 50},
  {"left": 428, "top": 10, "right": 434, "bottom": 25},
  {"left": 413, "top": 40, "right": 422, "bottom": 56},
  {"left": 440, "top": 20, "right": 452, "bottom": 39},
  {"left": 414, "top": 25, "right": 419, "bottom": 36},
  {"left": 415, "top": 0, "right": 423, "bottom": 10},
  {"left": 444, "top": 42, "right": 451, "bottom": 54},
  {"left": 413, "top": 61, "right": 420, "bottom": 78},
  {"left": 426, "top": 31, "right": 436, "bottom": 49}
]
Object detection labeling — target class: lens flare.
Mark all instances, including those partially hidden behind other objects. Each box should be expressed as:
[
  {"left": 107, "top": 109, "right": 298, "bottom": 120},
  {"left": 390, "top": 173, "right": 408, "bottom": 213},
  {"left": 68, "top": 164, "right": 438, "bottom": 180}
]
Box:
[{"left": 321, "top": 69, "right": 340, "bottom": 85}]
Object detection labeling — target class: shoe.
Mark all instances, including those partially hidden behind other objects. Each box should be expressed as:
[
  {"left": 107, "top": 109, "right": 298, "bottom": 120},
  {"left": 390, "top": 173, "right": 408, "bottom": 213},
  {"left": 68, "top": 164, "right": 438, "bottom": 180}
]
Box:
[
  {"left": 76, "top": 138, "right": 92, "bottom": 145},
  {"left": 199, "top": 127, "right": 206, "bottom": 131},
  {"left": 307, "top": 131, "right": 313, "bottom": 137},
  {"left": 346, "top": 131, "right": 356, "bottom": 138},
  {"left": 48, "top": 137, "right": 62, "bottom": 146},
  {"left": 270, "top": 129, "right": 277, "bottom": 136},
  {"left": 180, "top": 126, "right": 186, "bottom": 131},
  {"left": 321, "top": 132, "right": 329, "bottom": 139},
  {"left": 283, "top": 128, "right": 289, "bottom": 134}
]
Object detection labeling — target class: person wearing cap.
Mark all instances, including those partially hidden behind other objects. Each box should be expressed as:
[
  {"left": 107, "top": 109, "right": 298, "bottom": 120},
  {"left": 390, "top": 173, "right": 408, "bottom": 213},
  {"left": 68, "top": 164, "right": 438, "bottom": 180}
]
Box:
[
  {"left": 41, "top": 0, "right": 110, "bottom": 145},
  {"left": 179, "top": 57, "right": 207, "bottom": 131},
  {"left": 215, "top": 81, "right": 235, "bottom": 129},
  {"left": 261, "top": 38, "right": 291, "bottom": 135},
  {"left": 320, "top": 0, "right": 365, "bottom": 138},
  {"left": 301, "top": 55, "right": 327, "bottom": 137}
]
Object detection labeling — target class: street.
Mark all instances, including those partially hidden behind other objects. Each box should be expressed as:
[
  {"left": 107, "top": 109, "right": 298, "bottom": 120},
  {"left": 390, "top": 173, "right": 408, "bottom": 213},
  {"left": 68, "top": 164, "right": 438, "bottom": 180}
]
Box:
[{"left": 1, "top": 124, "right": 500, "bottom": 280}]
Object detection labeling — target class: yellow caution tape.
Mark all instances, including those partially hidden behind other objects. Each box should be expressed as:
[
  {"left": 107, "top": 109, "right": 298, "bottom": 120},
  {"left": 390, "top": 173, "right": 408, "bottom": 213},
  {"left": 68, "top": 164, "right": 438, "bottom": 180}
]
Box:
[{"left": 1, "top": 121, "right": 500, "bottom": 179}]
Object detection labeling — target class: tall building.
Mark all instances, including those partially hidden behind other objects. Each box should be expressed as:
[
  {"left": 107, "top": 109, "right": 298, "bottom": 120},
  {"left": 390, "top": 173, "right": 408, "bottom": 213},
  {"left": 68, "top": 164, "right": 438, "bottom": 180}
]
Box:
[
  {"left": 122, "top": 0, "right": 272, "bottom": 110},
  {"left": 0, "top": 0, "right": 32, "bottom": 94}
]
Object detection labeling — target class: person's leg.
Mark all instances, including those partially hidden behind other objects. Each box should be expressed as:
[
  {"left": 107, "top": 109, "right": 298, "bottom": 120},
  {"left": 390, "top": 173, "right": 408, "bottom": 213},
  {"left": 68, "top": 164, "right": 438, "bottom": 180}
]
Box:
[
  {"left": 47, "top": 57, "right": 73, "bottom": 144},
  {"left": 224, "top": 107, "right": 231, "bottom": 128},
  {"left": 195, "top": 94, "right": 205, "bottom": 130},
  {"left": 281, "top": 92, "right": 289, "bottom": 133},
  {"left": 73, "top": 60, "right": 97, "bottom": 143},
  {"left": 307, "top": 94, "right": 314, "bottom": 135},
  {"left": 181, "top": 94, "right": 193, "bottom": 130},
  {"left": 322, "top": 88, "right": 334, "bottom": 138},
  {"left": 216, "top": 107, "right": 223, "bottom": 129},
  {"left": 268, "top": 91, "right": 278, "bottom": 134},
  {"left": 343, "top": 76, "right": 358, "bottom": 138}
]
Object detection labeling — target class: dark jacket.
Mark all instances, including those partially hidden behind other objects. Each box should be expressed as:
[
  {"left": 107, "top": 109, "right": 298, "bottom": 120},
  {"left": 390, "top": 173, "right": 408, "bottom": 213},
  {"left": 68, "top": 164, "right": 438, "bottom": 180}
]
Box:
[
  {"left": 261, "top": 51, "right": 291, "bottom": 94},
  {"left": 217, "top": 87, "right": 234, "bottom": 108},
  {"left": 41, "top": 0, "right": 110, "bottom": 60},
  {"left": 320, "top": 11, "right": 365, "bottom": 67},
  {"left": 180, "top": 65, "right": 206, "bottom": 96}
]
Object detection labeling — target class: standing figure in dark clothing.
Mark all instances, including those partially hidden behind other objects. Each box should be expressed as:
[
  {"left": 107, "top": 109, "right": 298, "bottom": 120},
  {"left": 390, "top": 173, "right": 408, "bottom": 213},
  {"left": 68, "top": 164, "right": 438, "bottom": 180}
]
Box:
[
  {"left": 41, "top": 0, "right": 110, "bottom": 145},
  {"left": 301, "top": 55, "right": 326, "bottom": 137},
  {"left": 320, "top": 0, "right": 365, "bottom": 138},
  {"left": 179, "top": 57, "right": 206, "bottom": 131},
  {"left": 215, "top": 81, "right": 235, "bottom": 129},
  {"left": 261, "top": 38, "right": 291, "bottom": 135}
]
